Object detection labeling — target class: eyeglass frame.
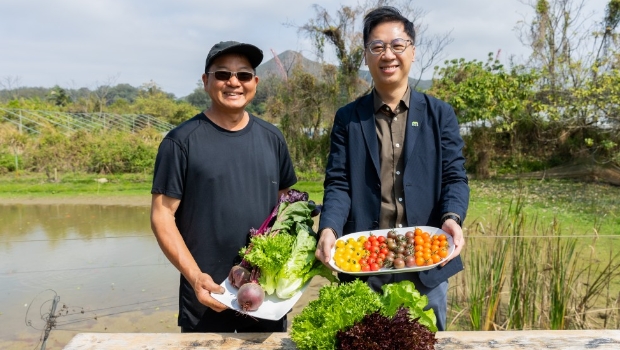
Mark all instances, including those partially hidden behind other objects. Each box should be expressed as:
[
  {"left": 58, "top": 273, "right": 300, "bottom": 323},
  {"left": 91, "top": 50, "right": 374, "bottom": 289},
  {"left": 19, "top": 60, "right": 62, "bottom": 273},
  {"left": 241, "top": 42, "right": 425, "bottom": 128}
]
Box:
[
  {"left": 206, "top": 70, "right": 256, "bottom": 82},
  {"left": 365, "top": 38, "right": 414, "bottom": 55}
]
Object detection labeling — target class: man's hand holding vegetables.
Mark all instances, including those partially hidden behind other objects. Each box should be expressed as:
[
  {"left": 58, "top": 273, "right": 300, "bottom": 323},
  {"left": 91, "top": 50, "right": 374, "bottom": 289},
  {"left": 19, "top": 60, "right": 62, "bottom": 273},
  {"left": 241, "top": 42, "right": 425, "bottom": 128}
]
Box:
[
  {"left": 151, "top": 194, "right": 227, "bottom": 312},
  {"left": 151, "top": 41, "right": 297, "bottom": 333}
]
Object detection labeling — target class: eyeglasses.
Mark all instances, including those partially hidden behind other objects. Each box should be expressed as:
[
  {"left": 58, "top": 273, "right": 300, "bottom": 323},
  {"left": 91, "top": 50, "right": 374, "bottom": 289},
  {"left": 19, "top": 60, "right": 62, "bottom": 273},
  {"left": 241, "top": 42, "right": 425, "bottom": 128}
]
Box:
[
  {"left": 207, "top": 71, "right": 255, "bottom": 82},
  {"left": 366, "top": 38, "right": 413, "bottom": 55}
]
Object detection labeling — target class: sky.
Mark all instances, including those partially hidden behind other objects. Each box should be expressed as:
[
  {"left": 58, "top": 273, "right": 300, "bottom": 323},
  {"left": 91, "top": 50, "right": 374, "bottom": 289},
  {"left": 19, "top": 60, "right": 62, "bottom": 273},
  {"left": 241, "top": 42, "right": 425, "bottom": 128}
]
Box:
[{"left": 0, "top": 0, "right": 612, "bottom": 98}]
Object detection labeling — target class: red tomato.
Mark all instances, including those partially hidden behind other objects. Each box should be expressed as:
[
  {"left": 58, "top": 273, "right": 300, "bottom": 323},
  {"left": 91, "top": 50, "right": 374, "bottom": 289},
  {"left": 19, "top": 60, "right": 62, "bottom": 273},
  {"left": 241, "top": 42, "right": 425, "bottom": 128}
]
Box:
[{"left": 370, "top": 263, "right": 380, "bottom": 271}]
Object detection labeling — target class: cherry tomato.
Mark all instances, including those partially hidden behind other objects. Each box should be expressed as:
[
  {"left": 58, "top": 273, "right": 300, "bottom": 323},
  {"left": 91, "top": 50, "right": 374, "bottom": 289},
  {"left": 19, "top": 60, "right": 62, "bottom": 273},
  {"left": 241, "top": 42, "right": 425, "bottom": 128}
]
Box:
[{"left": 393, "top": 258, "right": 405, "bottom": 269}]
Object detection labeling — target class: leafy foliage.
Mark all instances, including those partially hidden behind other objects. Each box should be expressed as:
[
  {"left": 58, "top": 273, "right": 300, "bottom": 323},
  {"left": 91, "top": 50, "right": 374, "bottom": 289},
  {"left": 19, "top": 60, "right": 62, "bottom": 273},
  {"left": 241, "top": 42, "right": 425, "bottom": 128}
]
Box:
[
  {"left": 290, "top": 280, "right": 436, "bottom": 350},
  {"left": 336, "top": 307, "right": 437, "bottom": 350}
]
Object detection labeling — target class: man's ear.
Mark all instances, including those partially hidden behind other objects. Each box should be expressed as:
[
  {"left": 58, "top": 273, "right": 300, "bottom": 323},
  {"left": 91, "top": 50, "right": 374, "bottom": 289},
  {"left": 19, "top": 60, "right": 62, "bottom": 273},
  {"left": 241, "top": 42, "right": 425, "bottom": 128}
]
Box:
[{"left": 201, "top": 73, "right": 208, "bottom": 89}]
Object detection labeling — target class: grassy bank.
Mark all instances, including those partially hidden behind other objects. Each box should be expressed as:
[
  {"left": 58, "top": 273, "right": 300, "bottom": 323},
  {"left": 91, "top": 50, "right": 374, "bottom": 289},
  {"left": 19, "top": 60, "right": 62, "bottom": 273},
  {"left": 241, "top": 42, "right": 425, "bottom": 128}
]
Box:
[{"left": 2, "top": 173, "right": 618, "bottom": 235}]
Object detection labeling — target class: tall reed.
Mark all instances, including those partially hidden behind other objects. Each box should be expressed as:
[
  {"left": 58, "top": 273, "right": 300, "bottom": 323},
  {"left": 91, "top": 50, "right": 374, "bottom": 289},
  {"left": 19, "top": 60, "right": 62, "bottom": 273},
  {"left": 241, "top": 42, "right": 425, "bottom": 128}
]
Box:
[{"left": 452, "top": 191, "right": 620, "bottom": 331}]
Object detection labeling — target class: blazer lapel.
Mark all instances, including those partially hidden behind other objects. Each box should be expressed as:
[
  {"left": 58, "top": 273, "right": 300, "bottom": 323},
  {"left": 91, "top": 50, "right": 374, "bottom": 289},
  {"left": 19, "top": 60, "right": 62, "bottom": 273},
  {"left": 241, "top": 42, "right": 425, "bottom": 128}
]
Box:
[
  {"left": 403, "top": 89, "right": 425, "bottom": 169},
  {"left": 357, "top": 94, "right": 380, "bottom": 177}
]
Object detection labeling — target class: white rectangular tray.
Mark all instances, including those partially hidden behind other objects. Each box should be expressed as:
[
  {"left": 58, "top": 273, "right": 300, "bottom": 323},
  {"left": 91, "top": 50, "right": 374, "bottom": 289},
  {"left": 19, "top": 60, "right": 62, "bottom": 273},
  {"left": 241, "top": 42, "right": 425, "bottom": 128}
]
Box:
[
  {"left": 328, "top": 226, "right": 455, "bottom": 275},
  {"left": 211, "top": 277, "right": 307, "bottom": 321}
]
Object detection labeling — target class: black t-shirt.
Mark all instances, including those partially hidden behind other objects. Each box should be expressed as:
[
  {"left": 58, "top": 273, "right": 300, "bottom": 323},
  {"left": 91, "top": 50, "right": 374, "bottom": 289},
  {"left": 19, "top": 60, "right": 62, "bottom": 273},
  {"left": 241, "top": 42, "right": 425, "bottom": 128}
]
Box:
[{"left": 151, "top": 112, "right": 297, "bottom": 327}]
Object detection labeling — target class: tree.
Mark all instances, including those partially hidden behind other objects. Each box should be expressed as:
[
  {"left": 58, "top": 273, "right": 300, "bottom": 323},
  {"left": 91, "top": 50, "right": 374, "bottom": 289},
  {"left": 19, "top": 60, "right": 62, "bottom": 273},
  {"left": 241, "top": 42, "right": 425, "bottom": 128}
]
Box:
[
  {"left": 295, "top": 0, "right": 453, "bottom": 102},
  {"left": 184, "top": 80, "right": 211, "bottom": 109},
  {"left": 91, "top": 74, "right": 120, "bottom": 114},
  {"left": 516, "top": 0, "right": 620, "bottom": 164},
  {"left": 0, "top": 76, "right": 22, "bottom": 100},
  {"left": 47, "top": 85, "right": 71, "bottom": 107},
  {"left": 264, "top": 63, "right": 340, "bottom": 172},
  {"left": 594, "top": 0, "right": 620, "bottom": 69},
  {"left": 429, "top": 53, "right": 538, "bottom": 178},
  {"left": 108, "top": 83, "right": 140, "bottom": 104},
  {"left": 132, "top": 81, "right": 198, "bottom": 125}
]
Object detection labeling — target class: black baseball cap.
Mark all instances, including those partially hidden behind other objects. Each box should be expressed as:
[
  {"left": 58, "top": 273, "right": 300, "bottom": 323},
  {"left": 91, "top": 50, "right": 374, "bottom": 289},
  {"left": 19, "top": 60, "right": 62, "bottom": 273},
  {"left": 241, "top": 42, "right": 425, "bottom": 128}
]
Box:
[{"left": 205, "top": 41, "right": 264, "bottom": 72}]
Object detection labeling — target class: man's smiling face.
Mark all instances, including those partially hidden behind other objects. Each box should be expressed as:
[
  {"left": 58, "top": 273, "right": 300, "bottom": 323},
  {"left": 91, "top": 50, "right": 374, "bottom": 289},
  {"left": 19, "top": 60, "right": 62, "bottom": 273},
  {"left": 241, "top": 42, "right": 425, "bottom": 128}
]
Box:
[
  {"left": 364, "top": 21, "right": 416, "bottom": 91},
  {"left": 202, "top": 53, "right": 258, "bottom": 114}
]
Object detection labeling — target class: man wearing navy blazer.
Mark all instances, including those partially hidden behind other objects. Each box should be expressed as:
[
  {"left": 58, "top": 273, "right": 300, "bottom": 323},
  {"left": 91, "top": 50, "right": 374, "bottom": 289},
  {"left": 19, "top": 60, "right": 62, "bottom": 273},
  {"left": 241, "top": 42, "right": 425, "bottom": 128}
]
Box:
[{"left": 315, "top": 6, "right": 469, "bottom": 331}]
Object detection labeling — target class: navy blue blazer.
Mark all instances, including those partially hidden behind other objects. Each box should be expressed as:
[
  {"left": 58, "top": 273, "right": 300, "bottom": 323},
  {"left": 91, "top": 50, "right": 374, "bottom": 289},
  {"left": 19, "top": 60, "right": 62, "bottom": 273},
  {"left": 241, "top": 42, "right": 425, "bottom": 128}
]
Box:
[{"left": 319, "top": 88, "right": 470, "bottom": 288}]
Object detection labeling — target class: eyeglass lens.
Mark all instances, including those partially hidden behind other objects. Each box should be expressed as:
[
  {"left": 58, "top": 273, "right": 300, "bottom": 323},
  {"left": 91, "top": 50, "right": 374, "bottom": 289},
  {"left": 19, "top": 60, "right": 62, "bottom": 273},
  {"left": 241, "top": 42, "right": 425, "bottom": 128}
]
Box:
[
  {"left": 368, "top": 38, "right": 410, "bottom": 54},
  {"left": 210, "top": 71, "right": 254, "bottom": 82}
]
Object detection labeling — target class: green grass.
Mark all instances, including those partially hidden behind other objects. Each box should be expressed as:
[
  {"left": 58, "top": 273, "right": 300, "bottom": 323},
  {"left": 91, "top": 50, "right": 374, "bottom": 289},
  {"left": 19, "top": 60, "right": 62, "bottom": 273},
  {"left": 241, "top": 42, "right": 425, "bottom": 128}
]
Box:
[
  {"left": 1, "top": 173, "right": 619, "bottom": 237},
  {"left": 466, "top": 179, "right": 620, "bottom": 237},
  {"left": 0, "top": 172, "right": 152, "bottom": 197}
]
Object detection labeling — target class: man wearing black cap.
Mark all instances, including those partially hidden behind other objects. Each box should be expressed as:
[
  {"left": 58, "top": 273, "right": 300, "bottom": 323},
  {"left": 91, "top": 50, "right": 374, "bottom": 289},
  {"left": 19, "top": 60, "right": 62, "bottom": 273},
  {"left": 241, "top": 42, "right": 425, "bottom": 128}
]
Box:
[{"left": 150, "top": 41, "right": 297, "bottom": 332}]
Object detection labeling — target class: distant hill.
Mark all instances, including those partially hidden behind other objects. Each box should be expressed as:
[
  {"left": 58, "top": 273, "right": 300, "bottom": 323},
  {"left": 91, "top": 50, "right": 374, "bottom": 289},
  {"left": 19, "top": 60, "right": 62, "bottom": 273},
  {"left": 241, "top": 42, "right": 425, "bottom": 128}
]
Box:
[
  {"left": 258, "top": 50, "right": 432, "bottom": 91},
  {"left": 257, "top": 50, "right": 324, "bottom": 78}
]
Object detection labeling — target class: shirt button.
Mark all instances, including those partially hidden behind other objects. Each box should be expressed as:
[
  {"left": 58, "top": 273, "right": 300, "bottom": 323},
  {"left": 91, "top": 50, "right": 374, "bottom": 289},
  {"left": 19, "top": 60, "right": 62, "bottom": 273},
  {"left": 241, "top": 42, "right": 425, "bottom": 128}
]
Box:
[
  {"left": 396, "top": 171, "right": 401, "bottom": 175},
  {"left": 398, "top": 197, "right": 403, "bottom": 202},
  {"left": 398, "top": 224, "right": 403, "bottom": 228},
  {"left": 394, "top": 117, "right": 398, "bottom": 121},
  {"left": 395, "top": 143, "right": 400, "bottom": 148}
]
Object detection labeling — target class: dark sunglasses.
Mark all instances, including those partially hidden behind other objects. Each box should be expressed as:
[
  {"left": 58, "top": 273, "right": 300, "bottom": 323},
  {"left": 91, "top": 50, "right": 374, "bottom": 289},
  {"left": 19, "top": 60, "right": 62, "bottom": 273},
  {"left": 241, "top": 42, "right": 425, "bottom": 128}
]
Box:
[{"left": 207, "top": 71, "right": 255, "bottom": 82}]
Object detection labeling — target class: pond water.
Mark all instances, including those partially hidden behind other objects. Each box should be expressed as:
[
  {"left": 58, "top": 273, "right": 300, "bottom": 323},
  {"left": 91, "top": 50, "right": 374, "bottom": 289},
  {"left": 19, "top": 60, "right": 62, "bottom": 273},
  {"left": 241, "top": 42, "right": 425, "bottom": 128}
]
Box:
[{"left": 0, "top": 204, "right": 179, "bottom": 349}]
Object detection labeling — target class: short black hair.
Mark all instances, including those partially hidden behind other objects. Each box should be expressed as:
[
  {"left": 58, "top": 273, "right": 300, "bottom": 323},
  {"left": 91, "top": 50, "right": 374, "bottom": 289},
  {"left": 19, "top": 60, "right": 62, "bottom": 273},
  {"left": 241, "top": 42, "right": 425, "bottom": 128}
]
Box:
[{"left": 363, "top": 6, "right": 416, "bottom": 45}]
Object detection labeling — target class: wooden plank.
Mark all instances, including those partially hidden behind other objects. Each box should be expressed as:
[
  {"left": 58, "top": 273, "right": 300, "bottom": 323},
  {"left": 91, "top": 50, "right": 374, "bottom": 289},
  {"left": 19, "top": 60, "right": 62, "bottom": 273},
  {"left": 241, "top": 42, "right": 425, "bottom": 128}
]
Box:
[
  {"left": 63, "top": 333, "right": 296, "bottom": 350},
  {"left": 436, "top": 330, "right": 620, "bottom": 349},
  {"left": 64, "top": 330, "right": 620, "bottom": 349}
]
